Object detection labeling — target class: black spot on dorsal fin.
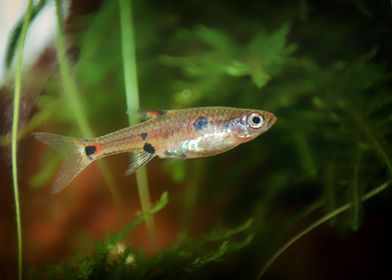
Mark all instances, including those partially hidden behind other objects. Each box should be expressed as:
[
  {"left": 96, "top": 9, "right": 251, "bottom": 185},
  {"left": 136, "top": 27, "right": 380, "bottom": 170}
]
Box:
[
  {"left": 193, "top": 115, "right": 209, "bottom": 130},
  {"left": 143, "top": 143, "right": 155, "bottom": 154},
  {"left": 140, "top": 132, "right": 148, "bottom": 140},
  {"left": 85, "top": 145, "right": 96, "bottom": 159}
]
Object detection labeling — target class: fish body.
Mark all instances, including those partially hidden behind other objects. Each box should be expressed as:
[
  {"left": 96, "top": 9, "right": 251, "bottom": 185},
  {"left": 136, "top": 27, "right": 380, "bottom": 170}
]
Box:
[{"left": 33, "top": 106, "right": 276, "bottom": 193}]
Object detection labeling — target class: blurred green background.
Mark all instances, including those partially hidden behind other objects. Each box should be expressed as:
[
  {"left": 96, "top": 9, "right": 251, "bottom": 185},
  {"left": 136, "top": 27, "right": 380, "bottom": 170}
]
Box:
[{"left": 1, "top": 0, "right": 392, "bottom": 279}]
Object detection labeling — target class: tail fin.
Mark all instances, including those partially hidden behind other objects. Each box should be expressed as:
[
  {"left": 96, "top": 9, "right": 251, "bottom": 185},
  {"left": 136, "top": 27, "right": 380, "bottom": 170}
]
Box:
[{"left": 32, "top": 132, "right": 93, "bottom": 193}]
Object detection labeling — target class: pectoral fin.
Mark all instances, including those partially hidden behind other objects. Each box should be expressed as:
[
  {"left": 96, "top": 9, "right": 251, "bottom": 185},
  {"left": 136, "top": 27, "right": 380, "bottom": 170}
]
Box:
[{"left": 124, "top": 150, "right": 155, "bottom": 176}]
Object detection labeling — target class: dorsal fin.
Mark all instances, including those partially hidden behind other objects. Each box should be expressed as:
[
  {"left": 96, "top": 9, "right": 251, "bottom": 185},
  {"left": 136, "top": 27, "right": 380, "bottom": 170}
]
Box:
[
  {"left": 127, "top": 109, "right": 168, "bottom": 122},
  {"left": 139, "top": 109, "right": 168, "bottom": 120}
]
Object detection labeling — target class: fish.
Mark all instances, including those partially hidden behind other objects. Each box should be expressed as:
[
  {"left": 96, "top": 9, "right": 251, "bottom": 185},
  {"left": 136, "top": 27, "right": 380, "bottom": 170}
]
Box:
[{"left": 33, "top": 106, "right": 277, "bottom": 193}]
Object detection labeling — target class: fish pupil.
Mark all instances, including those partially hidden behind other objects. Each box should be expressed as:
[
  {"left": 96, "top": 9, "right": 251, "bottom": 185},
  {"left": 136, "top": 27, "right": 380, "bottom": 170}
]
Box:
[{"left": 252, "top": 116, "right": 261, "bottom": 124}]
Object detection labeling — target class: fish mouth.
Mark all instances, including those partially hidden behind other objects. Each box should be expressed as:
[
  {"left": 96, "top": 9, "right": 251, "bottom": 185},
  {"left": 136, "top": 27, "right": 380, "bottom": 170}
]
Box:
[{"left": 267, "top": 114, "right": 277, "bottom": 127}]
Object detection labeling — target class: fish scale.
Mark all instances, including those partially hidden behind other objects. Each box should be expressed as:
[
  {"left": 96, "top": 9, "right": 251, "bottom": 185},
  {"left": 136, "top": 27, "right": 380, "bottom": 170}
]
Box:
[{"left": 33, "top": 106, "right": 276, "bottom": 193}]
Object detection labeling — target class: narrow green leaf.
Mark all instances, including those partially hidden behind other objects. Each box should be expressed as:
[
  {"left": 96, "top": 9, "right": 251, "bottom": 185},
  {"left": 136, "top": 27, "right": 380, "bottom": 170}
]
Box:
[
  {"left": 257, "top": 181, "right": 390, "bottom": 279},
  {"left": 54, "top": 0, "right": 124, "bottom": 216},
  {"left": 11, "top": 1, "right": 34, "bottom": 279},
  {"left": 118, "top": 0, "right": 157, "bottom": 249},
  {"left": 350, "top": 145, "right": 362, "bottom": 231},
  {"left": 107, "top": 192, "right": 169, "bottom": 245},
  {"left": 5, "top": 0, "right": 47, "bottom": 70}
]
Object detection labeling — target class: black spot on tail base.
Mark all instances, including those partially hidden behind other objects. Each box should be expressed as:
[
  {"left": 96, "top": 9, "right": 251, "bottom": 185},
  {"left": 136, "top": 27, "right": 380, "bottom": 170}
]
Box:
[
  {"left": 143, "top": 143, "right": 155, "bottom": 154},
  {"left": 193, "top": 115, "right": 209, "bottom": 130},
  {"left": 85, "top": 145, "right": 96, "bottom": 159},
  {"left": 140, "top": 132, "right": 148, "bottom": 140}
]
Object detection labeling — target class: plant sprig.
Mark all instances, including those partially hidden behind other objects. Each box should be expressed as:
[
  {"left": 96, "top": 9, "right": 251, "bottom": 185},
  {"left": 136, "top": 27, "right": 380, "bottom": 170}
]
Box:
[
  {"left": 11, "top": 1, "right": 34, "bottom": 279},
  {"left": 118, "top": 0, "right": 157, "bottom": 249}
]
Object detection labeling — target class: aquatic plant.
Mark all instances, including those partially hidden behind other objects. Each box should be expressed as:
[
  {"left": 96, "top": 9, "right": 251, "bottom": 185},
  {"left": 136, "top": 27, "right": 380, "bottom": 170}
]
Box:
[{"left": 10, "top": 1, "right": 33, "bottom": 279}]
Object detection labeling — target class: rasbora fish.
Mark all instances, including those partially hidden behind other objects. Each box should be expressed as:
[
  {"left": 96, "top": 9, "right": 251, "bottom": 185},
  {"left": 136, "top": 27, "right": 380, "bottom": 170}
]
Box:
[{"left": 33, "top": 106, "right": 277, "bottom": 193}]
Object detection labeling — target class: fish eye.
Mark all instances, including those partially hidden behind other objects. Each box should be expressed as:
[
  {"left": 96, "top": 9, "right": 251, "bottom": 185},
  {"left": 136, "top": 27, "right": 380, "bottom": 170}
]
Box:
[{"left": 248, "top": 113, "right": 264, "bottom": 128}]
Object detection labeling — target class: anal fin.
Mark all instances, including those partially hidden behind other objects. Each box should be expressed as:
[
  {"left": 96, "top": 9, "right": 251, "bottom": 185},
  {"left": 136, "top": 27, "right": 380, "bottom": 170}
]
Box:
[{"left": 124, "top": 150, "right": 155, "bottom": 176}]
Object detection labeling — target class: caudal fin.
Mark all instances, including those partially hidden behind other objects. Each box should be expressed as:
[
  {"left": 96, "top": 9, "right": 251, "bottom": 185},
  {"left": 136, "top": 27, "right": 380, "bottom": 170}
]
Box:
[{"left": 32, "top": 132, "right": 93, "bottom": 193}]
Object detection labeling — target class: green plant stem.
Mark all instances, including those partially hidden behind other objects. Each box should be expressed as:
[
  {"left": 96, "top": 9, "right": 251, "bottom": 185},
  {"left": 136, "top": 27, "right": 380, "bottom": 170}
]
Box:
[
  {"left": 118, "top": 0, "right": 157, "bottom": 250},
  {"left": 257, "top": 181, "right": 390, "bottom": 279},
  {"left": 12, "top": 1, "right": 33, "bottom": 279},
  {"left": 54, "top": 0, "right": 124, "bottom": 217},
  {"left": 347, "top": 102, "right": 392, "bottom": 178},
  {"left": 350, "top": 145, "right": 362, "bottom": 230}
]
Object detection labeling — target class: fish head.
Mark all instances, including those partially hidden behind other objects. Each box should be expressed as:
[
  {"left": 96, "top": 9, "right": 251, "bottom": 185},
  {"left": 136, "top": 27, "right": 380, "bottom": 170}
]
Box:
[{"left": 229, "top": 109, "right": 277, "bottom": 141}]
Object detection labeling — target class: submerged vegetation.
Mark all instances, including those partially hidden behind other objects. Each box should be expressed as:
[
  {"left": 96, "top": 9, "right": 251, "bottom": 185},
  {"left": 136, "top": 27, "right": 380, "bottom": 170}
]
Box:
[{"left": 1, "top": 0, "right": 391, "bottom": 279}]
